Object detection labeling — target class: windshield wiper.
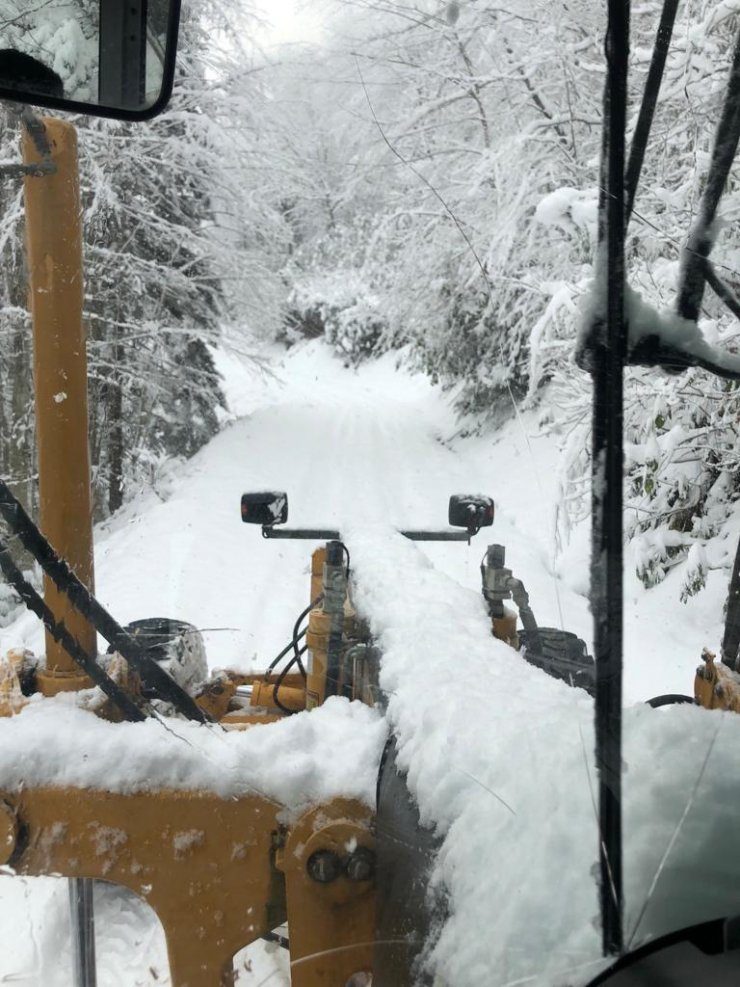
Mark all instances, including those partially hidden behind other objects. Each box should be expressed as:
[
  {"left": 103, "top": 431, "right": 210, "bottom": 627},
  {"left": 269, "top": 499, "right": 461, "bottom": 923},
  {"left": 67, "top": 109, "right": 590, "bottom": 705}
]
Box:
[
  {"left": 589, "top": 0, "right": 630, "bottom": 957},
  {"left": 585, "top": 0, "right": 740, "bottom": 962}
]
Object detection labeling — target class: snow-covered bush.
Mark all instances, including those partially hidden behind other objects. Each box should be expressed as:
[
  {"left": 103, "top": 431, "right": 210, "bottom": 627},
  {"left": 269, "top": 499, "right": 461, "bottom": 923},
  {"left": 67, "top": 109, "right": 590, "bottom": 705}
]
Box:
[
  {"left": 546, "top": 3, "right": 740, "bottom": 599},
  {"left": 287, "top": 273, "right": 390, "bottom": 364},
  {"left": 266, "top": 0, "right": 605, "bottom": 410},
  {"left": 625, "top": 369, "right": 740, "bottom": 595}
]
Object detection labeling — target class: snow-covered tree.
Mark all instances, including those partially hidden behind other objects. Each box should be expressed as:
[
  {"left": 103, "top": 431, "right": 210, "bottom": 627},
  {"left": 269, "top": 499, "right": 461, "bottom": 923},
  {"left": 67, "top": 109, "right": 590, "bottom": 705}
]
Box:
[
  {"left": 269, "top": 0, "right": 605, "bottom": 409},
  {"left": 0, "top": 0, "right": 290, "bottom": 517},
  {"left": 541, "top": 2, "right": 740, "bottom": 597},
  {"left": 0, "top": 108, "right": 34, "bottom": 512}
]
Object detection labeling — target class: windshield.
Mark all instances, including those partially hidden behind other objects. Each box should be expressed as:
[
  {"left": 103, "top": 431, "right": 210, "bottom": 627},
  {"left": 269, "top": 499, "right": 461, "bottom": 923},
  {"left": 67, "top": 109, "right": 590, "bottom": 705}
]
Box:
[{"left": 1, "top": 2, "right": 740, "bottom": 987}]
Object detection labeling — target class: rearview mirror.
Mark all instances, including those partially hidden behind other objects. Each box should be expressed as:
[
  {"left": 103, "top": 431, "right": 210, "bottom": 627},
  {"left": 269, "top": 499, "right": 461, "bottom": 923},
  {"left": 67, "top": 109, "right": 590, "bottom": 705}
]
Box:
[
  {"left": 241, "top": 492, "right": 289, "bottom": 528},
  {"left": 448, "top": 494, "right": 494, "bottom": 531},
  {"left": 0, "top": 0, "right": 181, "bottom": 121}
]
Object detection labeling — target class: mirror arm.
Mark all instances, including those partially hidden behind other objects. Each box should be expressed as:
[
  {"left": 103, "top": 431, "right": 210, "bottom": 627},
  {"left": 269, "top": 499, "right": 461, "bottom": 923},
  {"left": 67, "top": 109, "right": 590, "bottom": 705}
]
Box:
[
  {"left": 18, "top": 106, "right": 51, "bottom": 158},
  {"left": 262, "top": 527, "right": 474, "bottom": 543}
]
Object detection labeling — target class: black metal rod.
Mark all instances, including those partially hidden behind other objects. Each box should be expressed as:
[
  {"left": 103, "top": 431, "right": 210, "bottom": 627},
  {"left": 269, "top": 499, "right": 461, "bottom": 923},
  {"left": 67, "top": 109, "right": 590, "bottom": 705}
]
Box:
[
  {"left": 592, "top": 0, "right": 629, "bottom": 958},
  {"left": 402, "top": 530, "right": 472, "bottom": 542},
  {"left": 625, "top": 0, "right": 679, "bottom": 221},
  {"left": 69, "top": 878, "right": 97, "bottom": 987},
  {"left": 0, "top": 540, "right": 146, "bottom": 722},
  {"left": 721, "top": 536, "right": 740, "bottom": 670},
  {"left": 323, "top": 541, "right": 346, "bottom": 699},
  {"left": 262, "top": 528, "right": 341, "bottom": 540},
  {"left": 0, "top": 481, "right": 210, "bottom": 723},
  {"left": 677, "top": 27, "right": 740, "bottom": 322},
  {"left": 263, "top": 527, "right": 472, "bottom": 542}
]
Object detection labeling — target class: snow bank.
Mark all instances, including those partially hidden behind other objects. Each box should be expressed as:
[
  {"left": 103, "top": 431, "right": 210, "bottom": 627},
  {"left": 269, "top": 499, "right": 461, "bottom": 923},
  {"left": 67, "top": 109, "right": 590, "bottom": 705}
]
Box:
[
  {"left": 347, "top": 524, "right": 740, "bottom": 987},
  {"left": 0, "top": 694, "right": 386, "bottom": 816}
]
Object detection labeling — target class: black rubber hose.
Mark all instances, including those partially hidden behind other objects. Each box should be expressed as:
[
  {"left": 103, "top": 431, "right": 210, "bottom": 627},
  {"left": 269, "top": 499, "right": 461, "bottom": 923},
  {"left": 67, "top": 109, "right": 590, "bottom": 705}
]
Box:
[
  {"left": 269, "top": 596, "right": 324, "bottom": 712},
  {"left": 264, "top": 594, "right": 322, "bottom": 679},
  {"left": 266, "top": 627, "right": 307, "bottom": 675},
  {"left": 646, "top": 694, "right": 696, "bottom": 708},
  {"left": 507, "top": 576, "right": 542, "bottom": 655},
  {"left": 0, "top": 540, "right": 146, "bottom": 722},
  {"left": 292, "top": 596, "right": 322, "bottom": 678},
  {"left": 0, "top": 480, "right": 210, "bottom": 723},
  {"left": 272, "top": 646, "right": 308, "bottom": 715}
]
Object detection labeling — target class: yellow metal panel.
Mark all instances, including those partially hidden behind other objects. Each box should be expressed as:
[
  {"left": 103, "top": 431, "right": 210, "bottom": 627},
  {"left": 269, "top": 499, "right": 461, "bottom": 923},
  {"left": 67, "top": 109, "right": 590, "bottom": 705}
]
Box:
[{"left": 2, "top": 786, "right": 286, "bottom": 986}]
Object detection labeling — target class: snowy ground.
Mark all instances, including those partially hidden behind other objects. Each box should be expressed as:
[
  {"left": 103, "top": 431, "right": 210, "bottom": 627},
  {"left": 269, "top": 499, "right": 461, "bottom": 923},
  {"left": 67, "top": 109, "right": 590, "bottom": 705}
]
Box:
[{"left": 0, "top": 340, "right": 736, "bottom": 985}]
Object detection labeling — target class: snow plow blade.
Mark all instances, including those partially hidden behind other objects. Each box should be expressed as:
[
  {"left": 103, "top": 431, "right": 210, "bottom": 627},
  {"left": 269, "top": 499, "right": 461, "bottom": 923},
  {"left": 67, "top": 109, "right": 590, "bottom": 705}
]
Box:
[{"left": 374, "top": 738, "right": 442, "bottom": 986}]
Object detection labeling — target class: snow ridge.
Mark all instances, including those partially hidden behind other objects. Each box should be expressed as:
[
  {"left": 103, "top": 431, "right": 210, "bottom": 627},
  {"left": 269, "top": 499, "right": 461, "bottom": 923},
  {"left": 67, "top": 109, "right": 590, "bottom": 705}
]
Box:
[{"left": 348, "top": 524, "right": 740, "bottom": 987}]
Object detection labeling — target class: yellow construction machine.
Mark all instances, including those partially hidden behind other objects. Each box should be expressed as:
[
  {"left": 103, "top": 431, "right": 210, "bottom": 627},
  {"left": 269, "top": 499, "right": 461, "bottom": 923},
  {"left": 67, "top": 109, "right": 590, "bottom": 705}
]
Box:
[{"left": 0, "top": 65, "right": 572, "bottom": 984}]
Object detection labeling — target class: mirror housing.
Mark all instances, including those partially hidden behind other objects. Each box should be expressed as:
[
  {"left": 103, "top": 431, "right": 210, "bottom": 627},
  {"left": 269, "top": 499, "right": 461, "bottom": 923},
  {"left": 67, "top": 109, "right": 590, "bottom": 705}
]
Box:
[
  {"left": 0, "top": 0, "right": 181, "bottom": 121},
  {"left": 448, "top": 494, "right": 494, "bottom": 531},
  {"left": 241, "top": 492, "right": 289, "bottom": 528}
]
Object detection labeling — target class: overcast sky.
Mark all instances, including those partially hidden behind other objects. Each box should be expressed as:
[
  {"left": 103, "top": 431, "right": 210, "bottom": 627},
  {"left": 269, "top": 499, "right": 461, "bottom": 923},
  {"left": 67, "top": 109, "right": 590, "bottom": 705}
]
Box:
[{"left": 255, "top": 0, "right": 326, "bottom": 46}]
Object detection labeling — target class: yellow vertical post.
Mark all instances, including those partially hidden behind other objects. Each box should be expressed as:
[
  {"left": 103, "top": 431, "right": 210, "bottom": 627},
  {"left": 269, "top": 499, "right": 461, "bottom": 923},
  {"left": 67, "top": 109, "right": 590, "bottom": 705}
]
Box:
[{"left": 22, "top": 118, "right": 94, "bottom": 693}]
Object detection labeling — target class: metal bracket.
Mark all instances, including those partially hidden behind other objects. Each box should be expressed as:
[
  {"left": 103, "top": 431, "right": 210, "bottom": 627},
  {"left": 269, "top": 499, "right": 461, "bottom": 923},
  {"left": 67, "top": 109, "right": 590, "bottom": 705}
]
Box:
[{"left": 0, "top": 106, "right": 56, "bottom": 178}]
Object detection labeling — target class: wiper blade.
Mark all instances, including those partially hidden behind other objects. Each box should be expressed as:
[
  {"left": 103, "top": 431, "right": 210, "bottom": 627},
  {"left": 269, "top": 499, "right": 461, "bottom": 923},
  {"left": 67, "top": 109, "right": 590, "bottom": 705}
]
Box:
[{"left": 591, "top": 0, "right": 630, "bottom": 958}]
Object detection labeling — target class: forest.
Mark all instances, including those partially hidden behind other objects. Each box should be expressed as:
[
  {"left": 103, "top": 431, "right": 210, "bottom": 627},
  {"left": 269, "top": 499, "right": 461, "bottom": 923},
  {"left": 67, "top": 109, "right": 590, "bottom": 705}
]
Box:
[{"left": 1, "top": 0, "right": 739, "bottom": 614}]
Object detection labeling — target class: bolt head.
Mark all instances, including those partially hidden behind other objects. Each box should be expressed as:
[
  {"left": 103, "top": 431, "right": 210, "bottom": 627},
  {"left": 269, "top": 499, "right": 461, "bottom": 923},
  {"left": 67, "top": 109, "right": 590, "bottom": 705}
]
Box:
[
  {"left": 345, "top": 973, "right": 372, "bottom": 987},
  {"left": 307, "top": 849, "right": 343, "bottom": 884},
  {"left": 345, "top": 846, "right": 376, "bottom": 882}
]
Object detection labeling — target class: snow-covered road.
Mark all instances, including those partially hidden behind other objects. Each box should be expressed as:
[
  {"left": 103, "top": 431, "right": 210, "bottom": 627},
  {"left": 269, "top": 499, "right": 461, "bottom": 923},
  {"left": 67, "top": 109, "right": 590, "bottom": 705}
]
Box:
[
  {"left": 2, "top": 340, "right": 592, "bottom": 680},
  {"left": 4, "top": 338, "right": 720, "bottom": 704}
]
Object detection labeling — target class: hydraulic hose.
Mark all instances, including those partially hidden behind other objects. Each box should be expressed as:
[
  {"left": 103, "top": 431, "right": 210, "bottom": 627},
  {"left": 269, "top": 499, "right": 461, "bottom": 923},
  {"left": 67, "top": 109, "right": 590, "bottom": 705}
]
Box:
[{"left": 506, "top": 577, "right": 542, "bottom": 656}]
